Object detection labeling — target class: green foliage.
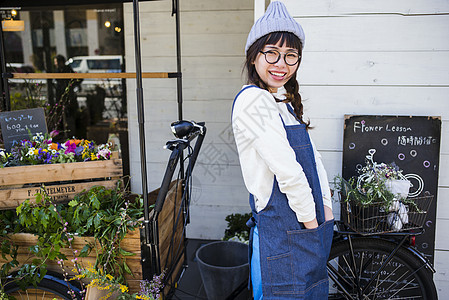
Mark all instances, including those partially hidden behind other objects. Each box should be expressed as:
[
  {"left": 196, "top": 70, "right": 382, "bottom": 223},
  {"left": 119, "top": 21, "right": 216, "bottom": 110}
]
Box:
[
  {"left": 9, "top": 80, "right": 46, "bottom": 111},
  {"left": 333, "top": 175, "right": 396, "bottom": 209},
  {"left": 223, "top": 212, "right": 252, "bottom": 243},
  {"left": 0, "top": 181, "right": 144, "bottom": 291},
  {"left": 10, "top": 92, "right": 46, "bottom": 111},
  {"left": 0, "top": 212, "right": 19, "bottom": 295}
]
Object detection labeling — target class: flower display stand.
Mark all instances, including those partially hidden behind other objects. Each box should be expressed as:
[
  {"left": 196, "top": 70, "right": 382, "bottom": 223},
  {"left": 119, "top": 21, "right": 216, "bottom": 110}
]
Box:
[
  {"left": 0, "top": 155, "right": 122, "bottom": 209},
  {"left": 0, "top": 179, "right": 185, "bottom": 298},
  {"left": 1, "top": 228, "right": 142, "bottom": 293}
]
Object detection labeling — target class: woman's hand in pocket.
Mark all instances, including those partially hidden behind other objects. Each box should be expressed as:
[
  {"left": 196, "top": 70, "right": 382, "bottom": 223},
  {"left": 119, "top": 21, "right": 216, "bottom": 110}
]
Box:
[{"left": 303, "top": 218, "right": 318, "bottom": 229}]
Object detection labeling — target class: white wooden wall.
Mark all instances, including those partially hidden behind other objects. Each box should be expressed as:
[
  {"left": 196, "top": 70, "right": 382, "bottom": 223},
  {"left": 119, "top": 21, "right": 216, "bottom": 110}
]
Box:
[
  {"left": 280, "top": 0, "right": 449, "bottom": 296},
  {"left": 124, "top": 0, "right": 449, "bottom": 296},
  {"left": 123, "top": 0, "right": 254, "bottom": 239}
]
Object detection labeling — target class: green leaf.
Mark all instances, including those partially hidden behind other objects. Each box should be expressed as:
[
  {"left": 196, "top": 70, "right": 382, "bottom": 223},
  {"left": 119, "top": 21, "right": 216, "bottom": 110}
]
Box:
[
  {"left": 86, "top": 216, "right": 94, "bottom": 229},
  {"left": 119, "top": 249, "right": 135, "bottom": 257},
  {"left": 93, "top": 214, "right": 101, "bottom": 228},
  {"left": 123, "top": 261, "right": 132, "bottom": 274},
  {"left": 68, "top": 199, "right": 78, "bottom": 207},
  {"left": 79, "top": 244, "right": 92, "bottom": 257}
]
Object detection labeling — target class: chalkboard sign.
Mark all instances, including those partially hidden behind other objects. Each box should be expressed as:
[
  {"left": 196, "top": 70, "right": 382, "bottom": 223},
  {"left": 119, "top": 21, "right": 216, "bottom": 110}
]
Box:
[
  {"left": 0, "top": 108, "right": 48, "bottom": 151},
  {"left": 342, "top": 115, "right": 441, "bottom": 263}
]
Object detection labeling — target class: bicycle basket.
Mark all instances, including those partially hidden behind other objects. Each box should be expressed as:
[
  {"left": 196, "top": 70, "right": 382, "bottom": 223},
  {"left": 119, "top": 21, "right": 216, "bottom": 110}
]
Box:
[{"left": 341, "top": 194, "right": 434, "bottom": 235}]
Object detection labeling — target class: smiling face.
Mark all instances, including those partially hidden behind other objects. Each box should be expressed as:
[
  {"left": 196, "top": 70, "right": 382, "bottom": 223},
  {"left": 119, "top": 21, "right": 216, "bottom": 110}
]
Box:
[{"left": 253, "top": 41, "right": 300, "bottom": 92}]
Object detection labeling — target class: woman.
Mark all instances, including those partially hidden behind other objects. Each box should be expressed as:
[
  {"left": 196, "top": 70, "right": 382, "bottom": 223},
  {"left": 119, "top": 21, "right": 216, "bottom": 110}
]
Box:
[{"left": 231, "top": 2, "right": 334, "bottom": 299}]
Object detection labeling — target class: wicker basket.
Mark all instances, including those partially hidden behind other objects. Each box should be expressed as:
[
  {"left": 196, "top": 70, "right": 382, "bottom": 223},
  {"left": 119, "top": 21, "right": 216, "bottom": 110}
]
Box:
[{"left": 341, "top": 194, "right": 434, "bottom": 235}]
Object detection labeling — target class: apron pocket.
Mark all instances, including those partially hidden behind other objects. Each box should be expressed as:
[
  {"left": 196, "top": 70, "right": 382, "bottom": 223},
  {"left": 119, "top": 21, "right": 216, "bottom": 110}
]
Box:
[
  {"left": 267, "top": 252, "right": 299, "bottom": 295},
  {"left": 286, "top": 220, "right": 334, "bottom": 294}
]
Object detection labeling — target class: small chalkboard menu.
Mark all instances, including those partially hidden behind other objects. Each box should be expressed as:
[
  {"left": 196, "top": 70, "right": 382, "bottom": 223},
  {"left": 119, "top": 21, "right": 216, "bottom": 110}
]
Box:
[
  {"left": 0, "top": 108, "right": 48, "bottom": 152},
  {"left": 342, "top": 115, "right": 441, "bottom": 263}
]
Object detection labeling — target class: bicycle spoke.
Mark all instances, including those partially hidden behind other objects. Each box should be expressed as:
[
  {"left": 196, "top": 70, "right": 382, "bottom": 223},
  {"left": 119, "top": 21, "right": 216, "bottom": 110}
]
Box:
[{"left": 328, "top": 238, "right": 436, "bottom": 300}]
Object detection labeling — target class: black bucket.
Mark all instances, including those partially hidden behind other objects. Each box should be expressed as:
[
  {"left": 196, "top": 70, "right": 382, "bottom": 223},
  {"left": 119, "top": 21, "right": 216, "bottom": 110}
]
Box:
[{"left": 196, "top": 241, "right": 250, "bottom": 300}]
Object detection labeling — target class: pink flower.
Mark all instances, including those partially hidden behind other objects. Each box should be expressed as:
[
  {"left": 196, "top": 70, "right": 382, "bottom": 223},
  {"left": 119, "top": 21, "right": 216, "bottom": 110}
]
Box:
[
  {"left": 64, "top": 140, "right": 76, "bottom": 154},
  {"left": 50, "top": 130, "right": 59, "bottom": 138}
]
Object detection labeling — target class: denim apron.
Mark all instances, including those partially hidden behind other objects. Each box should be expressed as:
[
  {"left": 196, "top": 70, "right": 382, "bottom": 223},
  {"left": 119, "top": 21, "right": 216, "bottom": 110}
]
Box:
[{"left": 233, "top": 86, "right": 334, "bottom": 299}]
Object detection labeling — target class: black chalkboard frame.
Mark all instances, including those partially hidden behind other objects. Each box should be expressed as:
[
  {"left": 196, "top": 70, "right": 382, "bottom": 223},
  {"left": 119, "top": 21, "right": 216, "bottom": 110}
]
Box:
[
  {"left": 0, "top": 107, "right": 48, "bottom": 151},
  {"left": 342, "top": 114, "right": 441, "bottom": 263}
]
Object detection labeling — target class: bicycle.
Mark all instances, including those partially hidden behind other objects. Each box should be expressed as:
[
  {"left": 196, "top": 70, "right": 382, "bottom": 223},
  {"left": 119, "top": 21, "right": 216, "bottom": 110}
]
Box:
[
  {"left": 327, "top": 195, "right": 438, "bottom": 299},
  {"left": 3, "top": 120, "right": 206, "bottom": 300}
]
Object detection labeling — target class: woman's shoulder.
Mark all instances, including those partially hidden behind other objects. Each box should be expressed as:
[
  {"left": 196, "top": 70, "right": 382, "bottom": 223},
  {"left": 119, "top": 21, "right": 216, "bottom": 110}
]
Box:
[
  {"left": 233, "top": 85, "right": 277, "bottom": 116},
  {"left": 235, "top": 85, "right": 273, "bottom": 104}
]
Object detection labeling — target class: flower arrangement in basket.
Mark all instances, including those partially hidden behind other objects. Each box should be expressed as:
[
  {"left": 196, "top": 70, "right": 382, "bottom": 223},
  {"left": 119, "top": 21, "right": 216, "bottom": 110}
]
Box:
[
  {"left": 0, "top": 130, "right": 112, "bottom": 168},
  {"left": 334, "top": 149, "right": 432, "bottom": 234}
]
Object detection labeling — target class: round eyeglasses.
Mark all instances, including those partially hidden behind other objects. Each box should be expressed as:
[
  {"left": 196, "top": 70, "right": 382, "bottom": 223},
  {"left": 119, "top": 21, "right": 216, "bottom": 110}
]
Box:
[{"left": 259, "top": 50, "right": 300, "bottom": 66}]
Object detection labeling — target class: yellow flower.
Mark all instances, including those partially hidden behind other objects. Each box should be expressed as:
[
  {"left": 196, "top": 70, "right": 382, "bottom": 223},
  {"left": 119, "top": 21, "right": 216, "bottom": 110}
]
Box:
[
  {"left": 99, "top": 292, "right": 114, "bottom": 300},
  {"left": 119, "top": 285, "right": 128, "bottom": 293},
  {"left": 87, "top": 278, "right": 100, "bottom": 288}
]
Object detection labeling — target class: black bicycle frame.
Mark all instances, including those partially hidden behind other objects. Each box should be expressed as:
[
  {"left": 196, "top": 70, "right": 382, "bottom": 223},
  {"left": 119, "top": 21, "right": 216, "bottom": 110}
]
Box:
[{"left": 141, "top": 128, "right": 206, "bottom": 280}]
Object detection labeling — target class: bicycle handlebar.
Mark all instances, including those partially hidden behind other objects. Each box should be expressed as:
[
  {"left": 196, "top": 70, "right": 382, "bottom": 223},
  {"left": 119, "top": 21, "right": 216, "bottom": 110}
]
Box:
[{"left": 154, "top": 120, "right": 206, "bottom": 215}]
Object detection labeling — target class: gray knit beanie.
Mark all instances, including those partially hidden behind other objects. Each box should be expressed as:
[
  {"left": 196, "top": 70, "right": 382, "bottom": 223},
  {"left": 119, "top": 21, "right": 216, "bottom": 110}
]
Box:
[{"left": 245, "top": 1, "right": 305, "bottom": 54}]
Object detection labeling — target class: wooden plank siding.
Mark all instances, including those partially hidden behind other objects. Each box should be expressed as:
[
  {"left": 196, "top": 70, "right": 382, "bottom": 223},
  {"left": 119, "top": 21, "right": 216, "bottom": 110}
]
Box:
[
  {"left": 123, "top": 0, "right": 448, "bottom": 295},
  {"left": 123, "top": 0, "right": 254, "bottom": 241},
  {"left": 283, "top": 0, "right": 449, "bottom": 296}
]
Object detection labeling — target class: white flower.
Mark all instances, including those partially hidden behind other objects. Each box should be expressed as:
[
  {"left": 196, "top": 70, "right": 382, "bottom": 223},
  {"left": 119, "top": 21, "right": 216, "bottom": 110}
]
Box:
[{"left": 97, "top": 148, "right": 111, "bottom": 159}]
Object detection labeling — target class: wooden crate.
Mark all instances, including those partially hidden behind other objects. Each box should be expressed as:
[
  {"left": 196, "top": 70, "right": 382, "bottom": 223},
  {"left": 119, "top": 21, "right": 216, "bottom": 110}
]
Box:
[
  {"left": 0, "top": 157, "right": 122, "bottom": 209},
  {"left": 1, "top": 229, "right": 142, "bottom": 294},
  {"left": 0, "top": 180, "right": 186, "bottom": 297},
  {"left": 147, "top": 180, "right": 186, "bottom": 298}
]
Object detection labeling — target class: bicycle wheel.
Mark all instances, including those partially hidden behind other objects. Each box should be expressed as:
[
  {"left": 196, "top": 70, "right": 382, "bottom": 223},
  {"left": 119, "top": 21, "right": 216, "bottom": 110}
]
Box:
[
  {"left": 4, "top": 274, "right": 82, "bottom": 300},
  {"left": 327, "top": 237, "right": 437, "bottom": 300}
]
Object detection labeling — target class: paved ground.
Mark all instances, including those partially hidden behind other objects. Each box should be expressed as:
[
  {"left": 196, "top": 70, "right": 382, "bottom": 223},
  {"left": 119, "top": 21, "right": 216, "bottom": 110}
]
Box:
[
  {"left": 168, "top": 239, "right": 251, "bottom": 300},
  {"left": 169, "top": 239, "right": 211, "bottom": 299}
]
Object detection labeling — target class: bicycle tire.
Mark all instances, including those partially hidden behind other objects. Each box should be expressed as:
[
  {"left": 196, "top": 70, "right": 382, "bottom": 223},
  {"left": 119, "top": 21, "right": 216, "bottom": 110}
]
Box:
[
  {"left": 327, "top": 237, "right": 437, "bottom": 300},
  {"left": 4, "top": 274, "right": 82, "bottom": 300}
]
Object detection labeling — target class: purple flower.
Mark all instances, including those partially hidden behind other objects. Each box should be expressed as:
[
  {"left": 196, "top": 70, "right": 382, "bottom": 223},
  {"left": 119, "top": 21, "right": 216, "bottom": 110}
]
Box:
[
  {"left": 64, "top": 141, "right": 76, "bottom": 154},
  {"left": 75, "top": 146, "right": 84, "bottom": 156},
  {"left": 50, "top": 130, "right": 60, "bottom": 138}
]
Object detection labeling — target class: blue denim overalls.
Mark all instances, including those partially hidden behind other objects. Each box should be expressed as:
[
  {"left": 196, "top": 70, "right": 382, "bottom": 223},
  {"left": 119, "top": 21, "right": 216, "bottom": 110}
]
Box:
[{"left": 233, "top": 86, "right": 334, "bottom": 299}]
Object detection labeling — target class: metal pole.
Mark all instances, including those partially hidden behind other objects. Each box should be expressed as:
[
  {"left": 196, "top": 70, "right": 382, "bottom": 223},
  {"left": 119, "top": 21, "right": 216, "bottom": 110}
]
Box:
[
  {"left": 0, "top": 21, "right": 11, "bottom": 111},
  {"left": 173, "top": 0, "right": 182, "bottom": 121},
  {"left": 132, "top": 0, "right": 150, "bottom": 241}
]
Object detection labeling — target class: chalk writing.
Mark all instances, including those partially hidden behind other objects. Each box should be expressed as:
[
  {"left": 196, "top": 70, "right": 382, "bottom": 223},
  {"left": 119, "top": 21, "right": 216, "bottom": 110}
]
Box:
[
  {"left": 4, "top": 114, "right": 34, "bottom": 122},
  {"left": 0, "top": 108, "right": 47, "bottom": 151},
  {"left": 397, "top": 136, "right": 436, "bottom": 146},
  {"left": 343, "top": 115, "right": 441, "bottom": 264},
  {"left": 5, "top": 123, "right": 40, "bottom": 133},
  {"left": 353, "top": 121, "right": 413, "bottom": 133}
]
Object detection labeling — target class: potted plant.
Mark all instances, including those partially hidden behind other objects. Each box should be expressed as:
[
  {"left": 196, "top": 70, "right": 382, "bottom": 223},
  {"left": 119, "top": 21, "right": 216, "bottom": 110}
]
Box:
[
  {"left": 223, "top": 212, "right": 252, "bottom": 244},
  {"left": 0, "top": 132, "right": 122, "bottom": 209}
]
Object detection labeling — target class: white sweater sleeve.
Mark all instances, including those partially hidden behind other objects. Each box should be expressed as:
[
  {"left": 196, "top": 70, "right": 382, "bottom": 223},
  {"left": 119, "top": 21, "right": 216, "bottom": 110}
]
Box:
[
  {"left": 311, "top": 138, "right": 333, "bottom": 210},
  {"left": 232, "top": 87, "right": 316, "bottom": 222}
]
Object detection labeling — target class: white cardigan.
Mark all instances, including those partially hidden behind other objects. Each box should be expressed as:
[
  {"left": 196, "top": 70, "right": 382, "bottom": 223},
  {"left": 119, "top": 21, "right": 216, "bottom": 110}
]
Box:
[{"left": 232, "top": 85, "right": 332, "bottom": 223}]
